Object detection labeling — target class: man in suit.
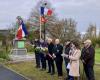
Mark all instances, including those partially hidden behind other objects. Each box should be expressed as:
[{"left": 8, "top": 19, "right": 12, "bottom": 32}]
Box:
[
  {"left": 81, "top": 39, "right": 95, "bottom": 80},
  {"left": 53, "top": 39, "right": 63, "bottom": 79}
]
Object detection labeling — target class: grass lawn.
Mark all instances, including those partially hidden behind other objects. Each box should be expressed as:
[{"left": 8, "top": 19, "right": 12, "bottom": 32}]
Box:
[
  {"left": 6, "top": 61, "right": 100, "bottom": 80},
  {"left": 1, "top": 48, "right": 100, "bottom": 80},
  {"left": 6, "top": 61, "right": 58, "bottom": 80},
  {"left": 95, "top": 48, "right": 100, "bottom": 63}
]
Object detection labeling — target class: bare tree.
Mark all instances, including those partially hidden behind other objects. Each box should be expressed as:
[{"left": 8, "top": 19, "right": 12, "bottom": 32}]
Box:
[
  {"left": 27, "top": 0, "right": 57, "bottom": 39},
  {"left": 84, "top": 24, "right": 97, "bottom": 39},
  {"left": 48, "top": 18, "right": 81, "bottom": 43},
  {"left": 27, "top": 1, "right": 80, "bottom": 42}
]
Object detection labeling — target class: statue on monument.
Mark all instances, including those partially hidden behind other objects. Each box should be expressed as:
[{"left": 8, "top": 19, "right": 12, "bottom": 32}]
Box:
[
  {"left": 11, "top": 16, "right": 28, "bottom": 56},
  {"left": 16, "top": 16, "right": 28, "bottom": 40}
]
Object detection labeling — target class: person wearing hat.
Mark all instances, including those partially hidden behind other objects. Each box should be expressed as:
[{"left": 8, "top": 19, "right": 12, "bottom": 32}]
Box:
[{"left": 81, "top": 39, "right": 95, "bottom": 80}]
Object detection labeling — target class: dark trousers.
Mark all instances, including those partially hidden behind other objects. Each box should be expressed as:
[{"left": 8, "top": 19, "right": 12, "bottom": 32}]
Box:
[
  {"left": 47, "top": 59, "right": 55, "bottom": 73},
  {"left": 40, "top": 52, "right": 46, "bottom": 69},
  {"left": 55, "top": 58, "right": 63, "bottom": 76},
  {"left": 68, "top": 76, "right": 74, "bottom": 80},
  {"left": 83, "top": 64, "right": 95, "bottom": 80},
  {"left": 64, "top": 57, "right": 69, "bottom": 76},
  {"left": 35, "top": 53, "right": 40, "bottom": 68},
  {"left": 68, "top": 76, "right": 80, "bottom": 80}
]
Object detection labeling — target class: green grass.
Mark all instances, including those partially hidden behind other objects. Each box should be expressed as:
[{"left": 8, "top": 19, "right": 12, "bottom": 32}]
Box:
[
  {"left": 0, "top": 50, "right": 10, "bottom": 60},
  {"left": 1, "top": 48, "right": 100, "bottom": 80},
  {"left": 95, "top": 48, "right": 100, "bottom": 63},
  {"left": 6, "top": 61, "right": 58, "bottom": 80},
  {"left": 6, "top": 61, "right": 100, "bottom": 80}
]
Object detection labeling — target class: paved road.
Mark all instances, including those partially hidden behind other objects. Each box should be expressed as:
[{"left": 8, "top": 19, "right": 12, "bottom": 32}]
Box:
[{"left": 0, "top": 65, "right": 28, "bottom": 80}]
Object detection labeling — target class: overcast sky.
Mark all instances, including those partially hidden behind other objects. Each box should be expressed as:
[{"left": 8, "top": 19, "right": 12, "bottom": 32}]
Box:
[{"left": 0, "top": 0, "right": 100, "bottom": 33}]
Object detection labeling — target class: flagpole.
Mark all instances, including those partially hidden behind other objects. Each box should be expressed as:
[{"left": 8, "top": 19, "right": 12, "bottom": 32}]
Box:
[
  {"left": 43, "top": 16, "right": 46, "bottom": 42},
  {"left": 40, "top": 15, "right": 42, "bottom": 41},
  {"left": 40, "top": 0, "right": 43, "bottom": 41}
]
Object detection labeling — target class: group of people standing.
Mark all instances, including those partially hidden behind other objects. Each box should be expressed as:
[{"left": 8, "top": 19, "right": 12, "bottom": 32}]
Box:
[{"left": 34, "top": 38, "right": 95, "bottom": 80}]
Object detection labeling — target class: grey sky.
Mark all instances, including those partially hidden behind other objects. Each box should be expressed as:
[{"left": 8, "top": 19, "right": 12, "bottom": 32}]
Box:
[{"left": 0, "top": 0, "right": 100, "bottom": 33}]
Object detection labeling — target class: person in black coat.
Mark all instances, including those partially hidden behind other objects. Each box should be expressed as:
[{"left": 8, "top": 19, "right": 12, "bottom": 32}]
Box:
[
  {"left": 64, "top": 41, "right": 71, "bottom": 78},
  {"left": 40, "top": 40, "right": 47, "bottom": 70},
  {"left": 34, "top": 39, "right": 41, "bottom": 68},
  {"left": 53, "top": 39, "right": 63, "bottom": 78},
  {"left": 47, "top": 38, "right": 55, "bottom": 75},
  {"left": 81, "top": 39, "right": 95, "bottom": 80}
]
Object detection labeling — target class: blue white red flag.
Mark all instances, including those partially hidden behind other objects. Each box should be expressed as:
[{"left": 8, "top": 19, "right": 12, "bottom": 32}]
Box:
[
  {"left": 16, "top": 22, "right": 28, "bottom": 39},
  {"left": 40, "top": 7, "right": 52, "bottom": 16}
]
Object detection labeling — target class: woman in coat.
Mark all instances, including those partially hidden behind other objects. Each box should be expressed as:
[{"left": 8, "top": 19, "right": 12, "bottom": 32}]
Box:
[{"left": 63, "top": 41, "right": 81, "bottom": 80}]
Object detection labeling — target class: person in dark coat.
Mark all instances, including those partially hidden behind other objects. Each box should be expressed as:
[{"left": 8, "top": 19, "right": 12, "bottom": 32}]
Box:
[
  {"left": 34, "top": 39, "right": 41, "bottom": 68},
  {"left": 47, "top": 38, "right": 55, "bottom": 75},
  {"left": 64, "top": 41, "right": 71, "bottom": 78},
  {"left": 53, "top": 39, "right": 63, "bottom": 79},
  {"left": 40, "top": 40, "right": 47, "bottom": 70},
  {"left": 81, "top": 39, "right": 95, "bottom": 80}
]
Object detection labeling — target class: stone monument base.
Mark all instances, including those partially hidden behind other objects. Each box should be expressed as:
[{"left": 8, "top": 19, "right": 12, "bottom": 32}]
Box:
[
  {"left": 10, "top": 49, "right": 27, "bottom": 55},
  {"left": 9, "top": 54, "right": 35, "bottom": 62}
]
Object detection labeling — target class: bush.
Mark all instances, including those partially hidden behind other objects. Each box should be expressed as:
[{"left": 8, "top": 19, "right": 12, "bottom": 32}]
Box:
[
  {"left": 91, "top": 37, "right": 100, "bottom": 48},
  {"left": 25, "top": 43, "right": 35, "bottom": 52},
  {"left": 96, "top": 38, "right": 100, "bottom": 47},
  {"left": 0, "top": 58, "right": 7, "bottom": 63},
  {"left": 0, "top": 50, "right": 10, "bottom": 60},
  {"left": 91, "top": 38, "right": 97, "bottom": 48}
]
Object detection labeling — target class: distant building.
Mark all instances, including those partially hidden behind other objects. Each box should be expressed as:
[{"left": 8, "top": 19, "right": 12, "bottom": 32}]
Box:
[{"left": 0, "top": 29, "right": 10, "bottom": 36}]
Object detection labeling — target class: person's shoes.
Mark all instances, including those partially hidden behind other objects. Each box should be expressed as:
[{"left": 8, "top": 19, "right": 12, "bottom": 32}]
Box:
[
  {"left": 47, "top": 71, "right": 51, "bottom": 73},
  {"left": 35, "top": 66, "right": 40, "bottom": 68},
  {"left": 35, "top": 66, "right": 38, "bottom": 68}
]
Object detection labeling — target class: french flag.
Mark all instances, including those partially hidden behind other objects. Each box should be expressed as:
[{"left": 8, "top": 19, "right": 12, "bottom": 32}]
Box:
[
  {"left": 40, "top": 7, "right": 52, "bottom": 16},
  {"left": 44, "top": 8, "right": 52, "bottom": 16},
  {"left": 16, "top": 22, "right": 28, "bottom": 39}
]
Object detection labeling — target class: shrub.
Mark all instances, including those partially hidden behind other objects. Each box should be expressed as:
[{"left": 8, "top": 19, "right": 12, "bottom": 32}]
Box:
[
  {"left": 25, "top": 43, "right": 35, "bottom": 52},
  {"left": 96, "top": 37, "right": 100, "bottom": 47},
  {"left": 91, "top": 38, "right": 97, "bottom": 48},
  {"left": 0, "top": 50, "right": 10, "bottom": 60}
]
